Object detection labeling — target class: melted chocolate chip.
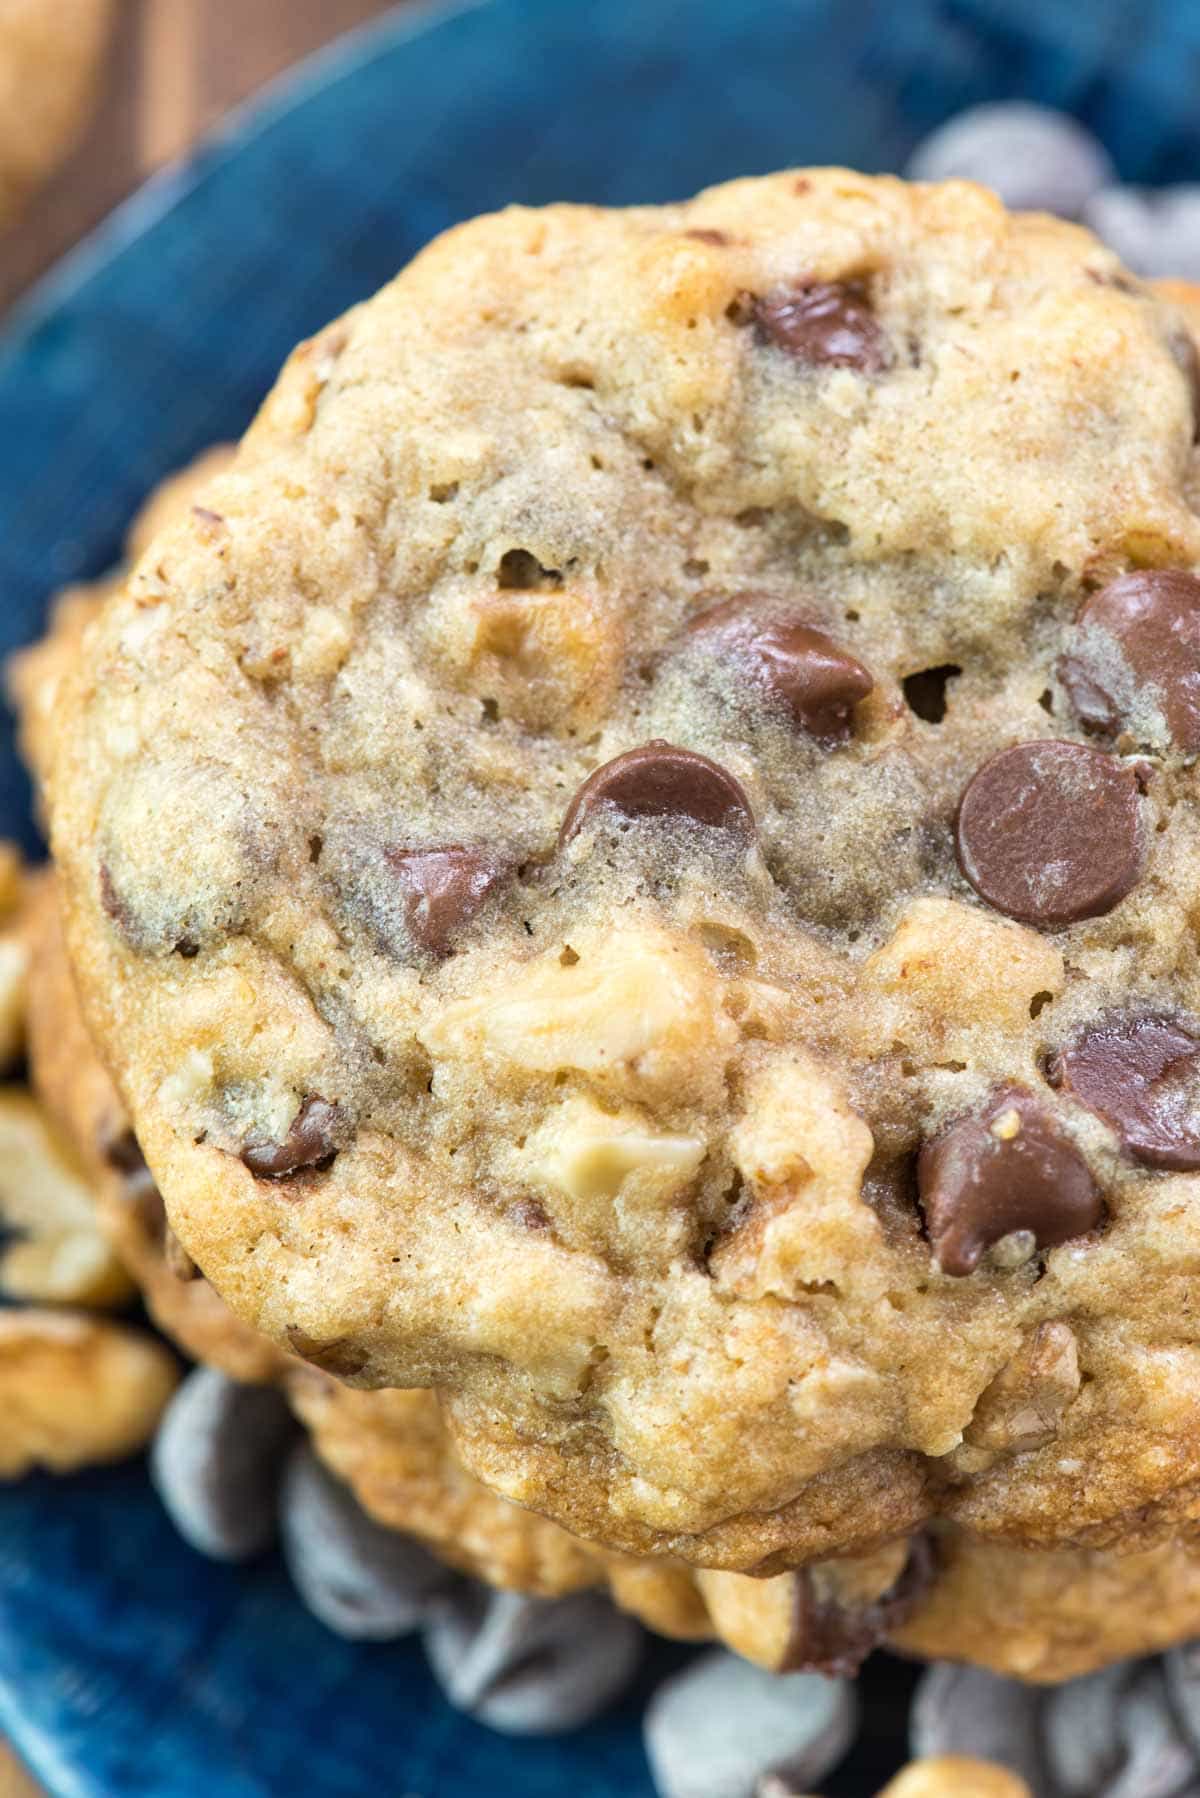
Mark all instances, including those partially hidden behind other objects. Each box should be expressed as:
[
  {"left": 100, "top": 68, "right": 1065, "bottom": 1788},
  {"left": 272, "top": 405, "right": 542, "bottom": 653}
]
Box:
[
  {"left": 684, "top": 228, "right": 730, "bottom": 245},
  {"left": 558, "top": 741, "right": 755, "bottom": 847},
  {"left": 1059, "top": 570, "right": 1200, "bottom": 752},
  {"left": 386, "top": 846, "right": 506, "bottom": 957},
  {"left": 1050, "top": 1014, "right": 1200, "bottom": 1170},
  {"left": 956, "top": 740, "right": 1145, "bottom": 926},
  {"left": 782, "top": 1535, "right": 934, "bottom": 1677},
  {"left": 918, "top": 1087, "right": 1102, "bottom": 1278},
  {"left": 689, "top": 597, "right": 874, "bottom": 741},
  {"left": 752, "top": 280, "right": 891, "bottom": 372},
  {"left": 241, "top": 1096, "right": 345, "bottom": 1180}
]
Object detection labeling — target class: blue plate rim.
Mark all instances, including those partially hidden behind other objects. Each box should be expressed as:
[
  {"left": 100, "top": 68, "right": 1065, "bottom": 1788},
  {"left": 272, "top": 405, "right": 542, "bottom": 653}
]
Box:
[{"left": 0, "top": 0, "right": 488, "bottom": 353}]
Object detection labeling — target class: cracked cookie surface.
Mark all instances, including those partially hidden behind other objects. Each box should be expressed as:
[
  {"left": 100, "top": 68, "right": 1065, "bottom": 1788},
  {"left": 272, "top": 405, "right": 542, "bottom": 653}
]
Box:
[{"left": 43, "top": 172, "right": 1200, "bottom": 1568}]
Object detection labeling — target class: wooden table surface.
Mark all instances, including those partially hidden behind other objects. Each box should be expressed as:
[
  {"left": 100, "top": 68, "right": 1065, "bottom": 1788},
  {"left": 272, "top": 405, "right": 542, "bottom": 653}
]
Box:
[
  {"left": 1, "top": 0, "right": 402, "bottom": 312},
  {"left": 1, "top": 7, "right": 409, "bottom": 1786}
]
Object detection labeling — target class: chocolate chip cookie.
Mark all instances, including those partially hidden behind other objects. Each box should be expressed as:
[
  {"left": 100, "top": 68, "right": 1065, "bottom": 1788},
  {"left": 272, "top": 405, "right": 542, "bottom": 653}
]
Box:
[
  {"left": 293, "top": 1367, "right": 1200, "bottom": 1683},
  {"left": 0, "top": 0, "right": 113, "bottom": 227},
  {"left": 44, "top": 173, "right": 1200, "bottom": 1569},
  {"left": 31, "top": 839, "right": 1200, "bottom": 1686}
]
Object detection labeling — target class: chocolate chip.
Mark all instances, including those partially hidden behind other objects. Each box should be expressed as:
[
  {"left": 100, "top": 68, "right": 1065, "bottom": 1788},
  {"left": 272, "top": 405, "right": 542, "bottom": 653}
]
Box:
[
  {"left": 752, "top": 280, "right": 891, "bottom": 371},
  {"left": 240, "top": 1095, "right": 345, "bottom": 1179},
  {"left": 1059, "top": 658, "right": 1122, "bottom": 738},
  {"left": 688, "top": 597, "right": 874, "bottom": 741},
  {"left": 784, "top": 1535, "right": 934, "bottom": 1677},
  {"left": 150, "top": 1368, "right": 299, "bottom": 1562},
  {"left": 685, "top": 228, "right": 730, "bottom": 245},
  {"left": 644, "top": 1651, "right": 856, "bottom": 1798},
  {"left": 1050, "top": 1013, "right": 1200, "bottom": 1170},
  {"left": 955, "top": 740, "right": 1145, "bottom": 926},
  {"left": 918, "top": 1087, "right": 1102, "bottom": 1277},
  {"left": 280, "top": 1444, "right": 454, "bottom": 1640},
  {"left": 911, "top": 1663, "right": 1045, "bottom": 1790},
  {"left": 385, "top": 846, "right": 506, "bottom": 957},
  {"left": 558, "top": 740, "right": 755, "bottom": 847},
  {"left": 1048, "top": 1661, "right": 1198, "bottom": 1798},
  {"left": 1059, "top": 570, "right": 1200, "bottom": 752},
  {"left": 425, "top": 1588, "right": 643, "bottom": 1735}
]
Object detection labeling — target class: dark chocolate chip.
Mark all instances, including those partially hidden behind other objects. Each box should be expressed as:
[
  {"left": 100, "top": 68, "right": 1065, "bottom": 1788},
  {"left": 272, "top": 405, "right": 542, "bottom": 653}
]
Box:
[
  {"left": 918, "top": 1087, "right": 1103, "bottom": 1278},
  {"left": 1058, "top": 657, "right": 1121, "bottom": 738},
  {"left": 241, "top": 1095, "right": 345, "bottom": 1179},
  {"left": 150, "top": 1368, "right": 298, "bottom": 1562},
  {"left": 956, "top": 740, "right": 1145, "bottom": 926},
  {"left": 752, "top": 280, "right": 891, "bottom": 372},
  {"left": 688, "top": 597, "right": 874, "bottom": 741},
  {"left": 425, "top": 1587, "right": 643, "bottom": 1734},
  {"left": 385, "top": 846, "right": 506, "bottom": 957},
  {"left": 1059, "top": 570, "right": 1200, "bottom": 752},
  {"left": 284, "top": 1329, "right": 369, "bottom": 1378},
  {"left": 783, "top": 1534, "right": 935, "bottom": 1677},
  {"left": 684, "top": 228, "right": 730, "bottom": 245},
  {"left": 644, "top": 1649, "right": 854, "bottom": 1798},
  {"left": 1050, "top": 1014, "right": 1200, "bottom": 1171},
  {"left": 280, "top": 1444, "right": 454, "bottom": 1639},
  {"left": 558, "top": 740, "right": 755, "bottom": 847}
]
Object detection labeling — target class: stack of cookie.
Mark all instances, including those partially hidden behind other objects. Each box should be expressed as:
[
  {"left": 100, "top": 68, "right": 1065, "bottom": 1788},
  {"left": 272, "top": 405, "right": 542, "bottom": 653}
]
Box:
[{"left": 12, "top": 168, "right": 1200, "bottom": 1782}]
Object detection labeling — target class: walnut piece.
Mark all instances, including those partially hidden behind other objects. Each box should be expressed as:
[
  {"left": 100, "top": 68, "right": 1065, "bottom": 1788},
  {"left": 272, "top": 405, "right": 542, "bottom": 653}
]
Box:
[
  {"left": 0, "top": 1089, "right": 130, "bottom": 1306},
  {"left": 0, "top": 1308, "right": 178, "bottom": 1478},
  {"left": 963, "top": 1322, "right": 1082, "bottom": 1457}
]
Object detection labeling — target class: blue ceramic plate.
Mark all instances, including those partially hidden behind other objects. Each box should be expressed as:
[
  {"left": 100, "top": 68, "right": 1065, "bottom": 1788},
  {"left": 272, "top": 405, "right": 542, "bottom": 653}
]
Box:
[{"left": 2, "top": 1, "right": 1198, "bottom": 1791}]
